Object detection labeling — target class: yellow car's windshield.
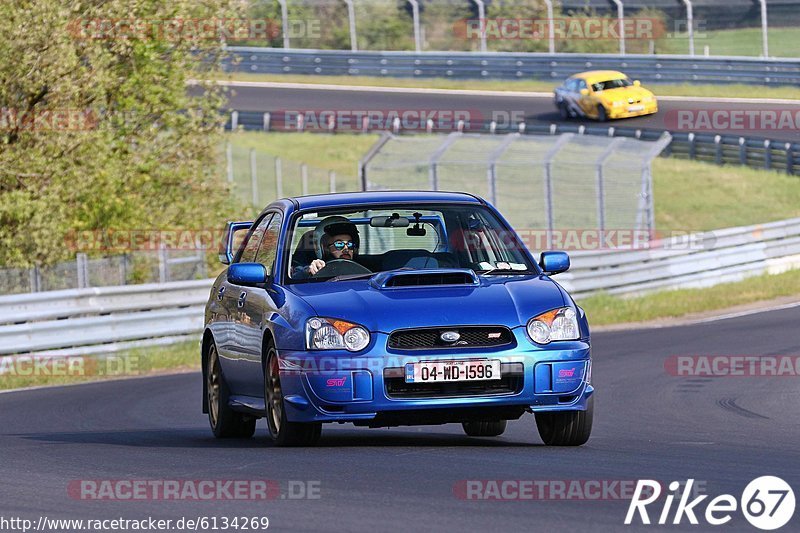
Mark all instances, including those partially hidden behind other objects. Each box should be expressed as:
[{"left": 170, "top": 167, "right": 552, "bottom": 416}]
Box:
[{"left": 591, "top": 78, "right": 633, "bottom": 92}]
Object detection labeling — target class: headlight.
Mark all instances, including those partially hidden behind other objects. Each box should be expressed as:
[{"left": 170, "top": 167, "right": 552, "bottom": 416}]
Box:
[
  {"left": 306, "top": 317, "right": 370, "bottom": 352},
  {"left": 526, "top": 307, "right": 580, "bottom": 344},
  {"left": 612, "top": 100, "right": 625, "bottom": 107},
  {"left": 644, "top": 96, "right": 654, "bottom": 103}
]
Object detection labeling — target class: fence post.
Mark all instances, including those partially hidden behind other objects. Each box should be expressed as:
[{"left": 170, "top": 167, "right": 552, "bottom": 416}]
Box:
[
  {"left": 329, "top": 170, "right": 336, "bottom": 192},
  {"left": 714, "top": 135, "right": 722, "bottom": 165},
  {"left": 682, "top": 0, "right": 695, "bottom": 56},
  {"left": 764, "top": 140, "right": 772, "bottom": 170},
  {"left": 408, "top": 0, "right": 421, "bottom": 52},
  {"left": 250, "top": 149, "right": 259, "bottom": 208},
  {"left": 471, "top": 0, "right": 487, "bottom": 52},
  {"left": 277, "top": 0, "right": 290, "bottom": 49},
  {"left": 158, "top": 244, "right": 168, "bottom": 283},
  {"left": 29, "top": 265, "right": 41, "bottom": 293},
  {"left": 262, "top": 112, "right": 271, "bottom": 132},
  {"left": 344, "top": 0, "right": 358, "bottom": 51},
  {"left": 76, "top": 253, "right": 89, "bottom": 289},
  {"left": 688, "top": 133, "right": 696, "bottom": 159},
  {"left": 226, "top": 142, "right": 233, "bottom": 183},
  {"left": 786, "top": 143, "right": 794, "bottom": 175},
  {"left": 230, "top": 111, "right": 239, "bottom": 131},
  {"left": 301, "top": 163, "right": 309, "bottom": 195},
  {"left": 611, "top": 0, "right": 625, "bottom": 55},
  {"left": 275, "top": 157, "right": 284, "bottom": 198},
  {"left": 739, "top": 137, "right": 747, "bottom": 165},
  {"left": 759, "top": 0, "right": 769, "bottom": 57},
  {"left": 543, "top": 0, "right": 555, "bottom": 53}
]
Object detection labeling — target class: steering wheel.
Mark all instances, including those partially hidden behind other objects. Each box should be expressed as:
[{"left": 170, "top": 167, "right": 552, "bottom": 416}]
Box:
[{"left": 312, "top": 259, "right": 371, "bottom": 278}]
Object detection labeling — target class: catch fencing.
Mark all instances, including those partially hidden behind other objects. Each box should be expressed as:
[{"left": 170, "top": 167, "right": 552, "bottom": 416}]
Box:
[{"left": 359, "top": 131, "right": 671, "bottom": 239}]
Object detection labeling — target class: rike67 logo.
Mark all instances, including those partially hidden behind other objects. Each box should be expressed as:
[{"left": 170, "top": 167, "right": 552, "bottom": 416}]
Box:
[{"left": 625, "top": 477, "right": 795, "bottom": 530}]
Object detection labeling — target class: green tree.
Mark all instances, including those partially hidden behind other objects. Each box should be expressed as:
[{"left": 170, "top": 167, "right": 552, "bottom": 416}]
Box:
[{"left": 0, "top": 0, "right": 241, "bottom": 267}]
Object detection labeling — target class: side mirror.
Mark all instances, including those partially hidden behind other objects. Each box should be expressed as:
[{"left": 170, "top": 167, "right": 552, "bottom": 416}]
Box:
[
  {"left": 633, "top": 80, "right": 641, "bottom": 87},
  {"left": 228, "top": 263, "right": 267, "bottom": 286},
  {"left": 218, "top": 221, "right": 253, "bottom": 264},
  {"left": 579, "top": 88, "right": 589, "bottom": 96},
  {"left": 539, "top": 251, "right": 570, "bottom": 275}
]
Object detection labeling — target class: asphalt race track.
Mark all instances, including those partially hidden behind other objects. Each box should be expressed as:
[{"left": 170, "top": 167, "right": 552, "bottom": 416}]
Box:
[
  {"left": 225, "top": 84, "right": 800, "bottom": 142},
  {"left": 2, "top": 305, "right": 799, "bottom": 532}
]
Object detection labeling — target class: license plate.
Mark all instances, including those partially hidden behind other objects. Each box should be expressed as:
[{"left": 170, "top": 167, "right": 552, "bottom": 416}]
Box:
[
  {"left": 628, "top": 105, "right": 645, "bottom": 112},
  {"left": 405, "top": 360, "right": 501, "bottom": 383}
]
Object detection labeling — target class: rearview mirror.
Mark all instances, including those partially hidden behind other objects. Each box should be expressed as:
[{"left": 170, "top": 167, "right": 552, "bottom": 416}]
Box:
[
  {"left": 633, "top": 80, "right": 641, "bottom": 87},
  {"left": 228, "top": 263, "right": 267, "bottom": 286},
  {"left": 539, "top": 251, "right": 570, "bottom": 275},
  {"left": 370, "top": 215, "right": 410, "bottom": 228}
]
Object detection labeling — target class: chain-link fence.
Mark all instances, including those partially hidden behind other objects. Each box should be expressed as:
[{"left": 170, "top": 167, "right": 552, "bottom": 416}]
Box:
[
  {"left": 0, "top": 250, "right": 207, "bottom": 295},
  {"left": 245, "top": 0, "right": 799, "bottom": 57},
  {"left": 225, "top": 140, "right": 359, "bottom": 215},
  {"left": 360, "top": 132, "right": 671, "bottom": 240}
]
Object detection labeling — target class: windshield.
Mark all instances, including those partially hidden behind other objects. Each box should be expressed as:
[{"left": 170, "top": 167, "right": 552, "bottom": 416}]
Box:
[
  {"left": 591, "top": 78, "right": 633, "bottom": 92},
  {"left": 286, "top": 204, "right": 537, "bottom": 283}
]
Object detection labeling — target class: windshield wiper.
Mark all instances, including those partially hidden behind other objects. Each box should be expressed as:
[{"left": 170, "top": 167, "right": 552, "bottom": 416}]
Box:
[
  {"left": 328, "top": 272, "right": 378, "bottom": 282},
  {"left": 477, "top": 268, "right": 537, "bottom": 276}
]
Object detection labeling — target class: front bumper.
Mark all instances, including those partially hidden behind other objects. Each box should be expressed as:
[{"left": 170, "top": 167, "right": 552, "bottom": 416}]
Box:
[
  {"left": 608, "top": 102, "right": 658, "bottom": 120},
  {"left": 276, "top": 328, "right": 593, "bottom": 425}
]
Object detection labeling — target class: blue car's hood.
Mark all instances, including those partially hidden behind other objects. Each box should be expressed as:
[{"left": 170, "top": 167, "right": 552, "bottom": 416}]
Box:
[{"left": 286, "top": 275, "right": 567, "bottom": 332}]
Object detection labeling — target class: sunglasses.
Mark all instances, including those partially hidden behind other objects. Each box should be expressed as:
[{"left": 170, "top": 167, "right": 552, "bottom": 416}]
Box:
[{"left": 329, "top": 240, "right": 357, "bottom": 251}]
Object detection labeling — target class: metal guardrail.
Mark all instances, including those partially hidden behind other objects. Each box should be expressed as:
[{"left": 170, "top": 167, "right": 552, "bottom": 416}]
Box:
[
  {"left": 1, "top": 219, "right": 799, "bottom": 355},
  {"left": 228, "top": 110, "right": 800, "bottom": 175},
  {"left": 560, "top": 217, "right": 800, "bottom": 297},
  {"left": 0, "top": 280, "right": 212, "bottom": 355},
  {"left": 227, "top": 47, "right": 800, "bottom": 86}
]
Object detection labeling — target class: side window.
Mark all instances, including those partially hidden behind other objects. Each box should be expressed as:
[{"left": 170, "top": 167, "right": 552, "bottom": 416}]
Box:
[
  {"left": 238, "top": 214, "right": 273, "bottom": 263},
  {"left": 254, "top": 213, "right": 283, "bottom": 273}
]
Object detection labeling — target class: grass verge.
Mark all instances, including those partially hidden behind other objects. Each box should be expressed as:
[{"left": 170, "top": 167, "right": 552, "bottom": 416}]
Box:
[
  {"left": 0, "top": 341, "right": 199, "bottom": 391},
  {"left": 579, "top": 268, "right": 800, "bottom": 326},
  {"left": 221, "top": 72, "right": 800, "bottom": 101}
]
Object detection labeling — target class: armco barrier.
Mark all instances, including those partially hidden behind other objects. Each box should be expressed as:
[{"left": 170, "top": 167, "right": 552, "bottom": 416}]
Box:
[
  {"left": 227, "top": 47, "right": 800, "bottom": 86},
  {"left": 1, "top": 219, "right": 799, "bottom": 356}
]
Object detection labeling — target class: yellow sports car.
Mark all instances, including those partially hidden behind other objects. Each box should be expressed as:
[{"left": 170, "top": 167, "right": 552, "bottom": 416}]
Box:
[{"left": 554, "top": 70, "right": 658, "bottom": 121}]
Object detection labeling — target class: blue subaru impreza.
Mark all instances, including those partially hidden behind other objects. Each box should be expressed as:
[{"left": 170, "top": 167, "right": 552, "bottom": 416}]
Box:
[{"left": 203, "top": 191, "right": 593, "bottom": 446}]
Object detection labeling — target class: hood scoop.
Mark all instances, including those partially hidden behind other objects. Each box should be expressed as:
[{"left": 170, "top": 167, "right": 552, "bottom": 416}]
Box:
[{"left": 370, "top": 269, "right": 480, "bottom": 289}]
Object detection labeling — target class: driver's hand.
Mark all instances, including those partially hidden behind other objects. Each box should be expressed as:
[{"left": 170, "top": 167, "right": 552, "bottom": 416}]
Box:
[{"left": 308, "top": 259, "right": 326, "bottom": 275}]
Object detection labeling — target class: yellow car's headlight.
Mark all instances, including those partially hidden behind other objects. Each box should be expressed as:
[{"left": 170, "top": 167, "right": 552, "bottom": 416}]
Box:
[
  {"left": 644, "top": 96, "right": 655, "bottom": 103},
  {"left": 612, "top": 100, "right": 625, "bottom": 107}
]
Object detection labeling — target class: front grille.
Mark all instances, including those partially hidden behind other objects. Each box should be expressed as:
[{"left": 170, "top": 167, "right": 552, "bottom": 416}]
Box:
[
  {"left": 388, "top": 326, "right": 514, "bottom": 350},
  {"left": 384, "top": 362, "right": 523, "bottom": 399}
]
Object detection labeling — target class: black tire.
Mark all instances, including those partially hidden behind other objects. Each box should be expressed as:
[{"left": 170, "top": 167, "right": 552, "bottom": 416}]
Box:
[
  {"left": 535, "top": 396, "right": 593, "bottom": 446},
  {"left": 206, "top": 342, "right": 257, "bottom": 438},
  {"left": 462, "top": 420, "right": 507, "bottom": 437},
  {"left": 265, "top": 343, "right": 322, "bottom": 447},
  {"left": 558, "top": 102, "right": 570, "bottom": 120},
  {"left": 596, "top": 105, "right": 608, "bottom": 122}
]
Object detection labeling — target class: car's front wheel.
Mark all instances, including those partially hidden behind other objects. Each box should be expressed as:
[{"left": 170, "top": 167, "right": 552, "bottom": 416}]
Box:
[
  {"left": 265, "top": 343, "right": 322, "bottom": 446},
  {"left": 535, "top": 396, "right": 593, "bottom": 446},
  {"left": 462, "top": 420, "right": 507, "bottom": 437},
  {"left": 207, "top": 342, "right": 256, "bottom": 438},
  {"left": 596, "top": 105, "right": 608, "bottom": 122}
]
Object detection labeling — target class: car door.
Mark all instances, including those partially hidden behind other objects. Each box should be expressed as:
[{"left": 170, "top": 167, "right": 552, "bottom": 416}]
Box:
[
  {"left": 220, "top": 213, "right": 272, "bottom": 389},
  {"left": 576, "top": 79, "right": 596, "bottom": 117},
  {"left": 228, "top": 212, "right": 283, "bottom": 397}
]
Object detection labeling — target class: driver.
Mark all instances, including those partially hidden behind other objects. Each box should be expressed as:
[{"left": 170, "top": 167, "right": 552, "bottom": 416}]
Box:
[{"left": 304, "top": 221, "right": 360, "bottom": 276}]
